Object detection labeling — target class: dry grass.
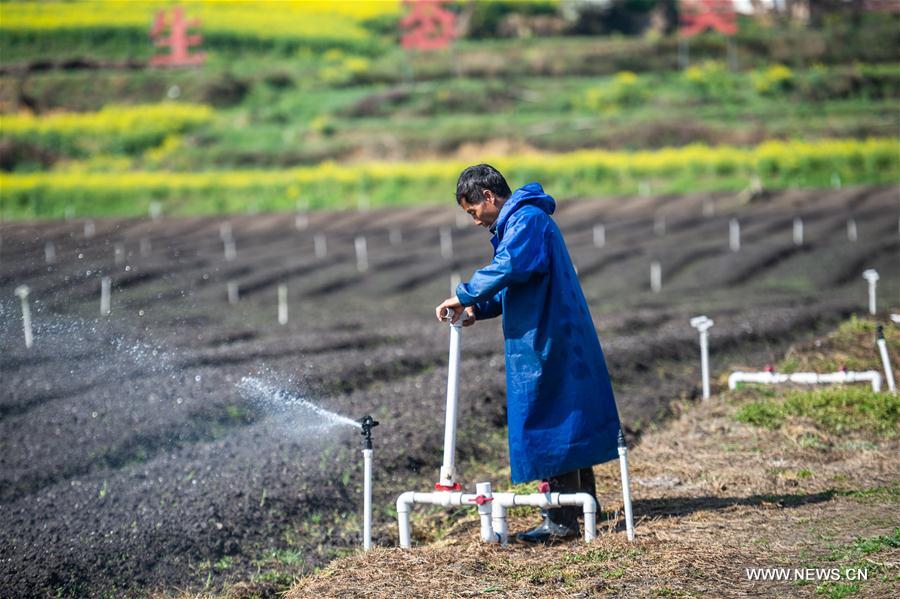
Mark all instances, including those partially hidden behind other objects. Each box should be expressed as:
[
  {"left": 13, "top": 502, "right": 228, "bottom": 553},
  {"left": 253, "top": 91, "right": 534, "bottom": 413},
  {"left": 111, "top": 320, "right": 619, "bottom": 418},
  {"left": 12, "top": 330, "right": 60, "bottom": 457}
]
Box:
[{"left": 285, "top": 318, "right": 899, "bottom": 598}]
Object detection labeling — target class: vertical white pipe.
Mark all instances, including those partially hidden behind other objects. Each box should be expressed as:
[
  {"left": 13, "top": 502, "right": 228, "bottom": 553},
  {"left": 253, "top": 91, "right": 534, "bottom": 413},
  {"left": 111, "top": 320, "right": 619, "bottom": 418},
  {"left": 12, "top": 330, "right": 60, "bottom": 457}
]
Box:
[
  {"left": 475, "top": 482, "right": 496, "bottom": 543},
  {"left": 440, "top": 227, "right": 453, "bottom": 259},
  {"left": 617, "top": 432, "right": 635, "bottom": 541},
  {"left": 389, "top": 228, "right": 402, "bottom": 246},
  {"left": 314, "top": 234, "right": 327, "bottom": 259},
  {"left": 491, "top": 503, "right": 508, "bottom": 546},
  {"left": 15, "top": 286, "right": 33, "bottom": 349},
  {"left": 114, "top": 243, "right": 125, "bottom": 265},
  {"left": 691, "top": 316, "right": 713, "bottom": 400},
  {"left": 295, "top": 211, "right": 308, "bottom": 231},
  {"left": 44, "top": 241, "right": 56, "bottom": 265},
  {"left": 440, "top": 318, "right": 462, "bottom": 487},
  {"left": 355, "top": 236, "right": 368, "bottom": 272},
  {"left": 219, "top": 222, "right": 232, "bottom": 241},
  {"left": 223, "top": 237, "right": 236, "bottom": 262},
  {"left": 149, "top": 201, "right": 162, "bottom": 220},
  {"left": 863, "top": 269, "right": 878, "bottom": 315},
  {"left": 278, "top": 284, "right": 288, "bottom": 325},
  {"left": 876, "top": 326, "right": 896, "bottom": 394},
  {"left": 593, "top": 224, "right": 606, "bottom": 248},
  {"left": 139, "top": 237, "right": 152, "bottom": 257},
  {"left": 793, "top": 217, "right": 803, "bottom": 246},
  {"left": 729, "top": 218, "right": 740, "bottom": 252},
  {"left": 847, "top": 218, "right": 858, "bottom": 242},
  {"left": 227, "top": 281, "right": 239, "bottom": 305},
  {"left": 363, "top": 448, "right": 373, "bottom": 551},
  {"left": 650, "top": 261, "right": 662, "bottom": 293},
  {"left": 397, "top": 493, "right": 413, "bottom": 549},
  {"left": 84, "top": 221, "right": 95, "bottom": 239},
  {"left": 100, "top": 276, "right": 111, "bottom": 316}
]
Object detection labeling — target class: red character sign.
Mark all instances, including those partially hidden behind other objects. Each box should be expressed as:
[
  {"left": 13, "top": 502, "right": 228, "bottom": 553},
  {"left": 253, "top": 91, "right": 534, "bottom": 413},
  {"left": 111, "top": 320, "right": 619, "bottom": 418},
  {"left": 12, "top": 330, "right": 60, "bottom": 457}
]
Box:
[
  {"left": 680, "top": 0, "right": 737, "bottom": 37},
  {"left": 149, "top": 6, "right": 207, "bottom": 67},
  {"left": 400, "top": 0, "right": 456, "bottom": 51}
]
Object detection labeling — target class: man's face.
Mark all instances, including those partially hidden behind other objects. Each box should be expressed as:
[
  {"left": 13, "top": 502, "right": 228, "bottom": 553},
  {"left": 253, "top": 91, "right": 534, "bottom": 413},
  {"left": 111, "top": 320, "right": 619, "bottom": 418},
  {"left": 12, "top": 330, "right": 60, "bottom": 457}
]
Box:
[{"left": 459, "top": 189, "right": 502, "bottom": 229}]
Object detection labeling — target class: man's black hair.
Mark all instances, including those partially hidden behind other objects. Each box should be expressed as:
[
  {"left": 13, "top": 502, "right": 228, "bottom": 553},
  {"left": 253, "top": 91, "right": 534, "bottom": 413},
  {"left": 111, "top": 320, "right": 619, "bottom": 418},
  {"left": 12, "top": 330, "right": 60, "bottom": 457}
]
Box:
[{"left": 456, "top": 164, "right": 511, "bottom": 206}]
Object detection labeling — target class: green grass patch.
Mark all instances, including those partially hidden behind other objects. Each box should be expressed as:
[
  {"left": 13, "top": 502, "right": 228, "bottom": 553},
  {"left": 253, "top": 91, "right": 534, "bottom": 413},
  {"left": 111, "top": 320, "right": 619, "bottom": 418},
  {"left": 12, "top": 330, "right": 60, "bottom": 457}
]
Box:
[{"left": 734, "top": 387, "right": 899, "bottom": 436}]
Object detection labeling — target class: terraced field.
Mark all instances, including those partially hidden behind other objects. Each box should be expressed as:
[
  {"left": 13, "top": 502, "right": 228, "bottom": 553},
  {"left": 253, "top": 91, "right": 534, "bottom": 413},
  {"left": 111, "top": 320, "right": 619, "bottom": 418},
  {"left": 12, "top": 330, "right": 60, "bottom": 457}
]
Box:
[{"left": 1, "top": 185, "right": 897, "bottom": 596}]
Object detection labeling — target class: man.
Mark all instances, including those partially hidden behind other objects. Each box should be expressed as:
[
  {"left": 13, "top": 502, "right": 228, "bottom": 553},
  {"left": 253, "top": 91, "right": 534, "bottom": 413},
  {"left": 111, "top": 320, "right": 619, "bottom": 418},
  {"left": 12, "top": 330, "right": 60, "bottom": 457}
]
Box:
[{"left": 435, "top": 164, "right": 621, "bottom": 543}]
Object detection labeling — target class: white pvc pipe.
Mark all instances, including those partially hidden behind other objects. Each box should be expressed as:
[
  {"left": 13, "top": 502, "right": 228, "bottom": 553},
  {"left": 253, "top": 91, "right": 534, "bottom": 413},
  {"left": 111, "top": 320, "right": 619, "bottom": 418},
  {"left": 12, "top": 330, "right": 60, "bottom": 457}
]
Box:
[
  {"left": 876, "top": 327, "right": 896, "bottom": 394},
  {"left": 314, "top": 234, "right": 327, "bottom": 259},
  {"left": 355, "top": 236, "right": 368, "bottom": 272},
  {"left": 219, "top": 222, "right": 232, "bottom": 241},
  {"left": 491, "top": 502, "right": 509, "bottom": 546},
  {"left": 475, "top": 482, "right": 496, "bottom": 544},
  {"left": 277, "top": 284, "right": 288, "bottom": 325},
  {"left": 690, "top": 316, "right": 714, "bottom": 400},
  {"left": 793, "top": 217, "right": 803, "bottom": 246},
  {"left": 363, "top": 448, "right": 373, "bottom": 551},
  {"left": 847, "top": 218, "right": 858, "bottom": 242},
  {"left": 593, "top": 224, "right": 606, "bottom": 248},
  {"left": 728, "top": 370, "right": 882, "bottom": 392},
  {"left": 863, "top": 269, "right": 878, "bottom": 315},
  {"left": 223, "top": 237, "right": 236, "bottom": 262},
  {"left": 396, "top": 490, "right": 597, "bottom": 548},
  {"left": 729, "top": 218, "right": 740, "bottom": 252},
  {"left": 149, "top": 201, "right": 162, "bottom": 220},
  {"left": 440, "top": 227, "right": 453, "bottom": 259},
  {"left": 617, "top": 433, "right": 635, "bottom": 541},
  {"left": 439, "top": 317, "right": 462, "bottom": 488},
  {"left": 650, "top": 261, "right": 662, "bottom": 293},
  {"left": 227, "top": 281, "right": 239, "bottom": 305},
  {"left": 44, "top": 241, "right": 56, "bottom": 265},
  {"left": 100, "top": 276, "right": 111, "bottom": 316},
  {"left": 15, "top": 285, "right": 33, "bottom": 349},
  {"left": 295, "top": 212, "right": 308, "bottom": 231},
  {"left": 84, "top": 221, "right": 95, "bottom": 239}
]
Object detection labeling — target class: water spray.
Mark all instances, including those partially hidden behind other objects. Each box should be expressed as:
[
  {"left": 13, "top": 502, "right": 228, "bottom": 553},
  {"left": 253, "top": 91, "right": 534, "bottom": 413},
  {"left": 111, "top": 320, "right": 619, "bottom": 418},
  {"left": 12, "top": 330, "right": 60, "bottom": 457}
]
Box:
[
  {"left": 729, "top": 218, "right": 740, "bottom": 252},
  {"left": 876, "top": 325, "right": 896, "bottom": 394},
  {"left": 14, "top": 285, "right": 33, "bottom": 349},
  {"left": 593, "top": 224, "right": 606, "bottom": 248},
  {"left": 690, "top": 315, "right": 714, "bottom": 400},
  {"left": 359, "top": 415, "right": 379, "bottom": 551},
  {"left": 862, "top": 269, "right": 879, "bottom": 315},
  {"left": 100, "top": 276, "right": 111, "bottom": 316}
]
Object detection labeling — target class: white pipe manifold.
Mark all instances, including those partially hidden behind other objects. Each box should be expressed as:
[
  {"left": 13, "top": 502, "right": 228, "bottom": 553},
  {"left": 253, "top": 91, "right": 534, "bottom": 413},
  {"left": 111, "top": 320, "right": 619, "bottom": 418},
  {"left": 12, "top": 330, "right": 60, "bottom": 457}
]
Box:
[{"left": 728, "top": 370, "right": 882, "bottom": 392}]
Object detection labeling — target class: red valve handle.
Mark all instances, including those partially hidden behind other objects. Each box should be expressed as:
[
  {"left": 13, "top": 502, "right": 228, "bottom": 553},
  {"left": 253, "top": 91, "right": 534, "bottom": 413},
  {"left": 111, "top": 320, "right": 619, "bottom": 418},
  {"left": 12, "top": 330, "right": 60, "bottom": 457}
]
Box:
[
  {"left": 434, "top": 482, "right": 462, "bottom": 491},
  {"left": 537, "top": 481, "right": 550, "bottom": 493},
  {"left": 468, "top": 495, "right": 493, "bottom": 506}
]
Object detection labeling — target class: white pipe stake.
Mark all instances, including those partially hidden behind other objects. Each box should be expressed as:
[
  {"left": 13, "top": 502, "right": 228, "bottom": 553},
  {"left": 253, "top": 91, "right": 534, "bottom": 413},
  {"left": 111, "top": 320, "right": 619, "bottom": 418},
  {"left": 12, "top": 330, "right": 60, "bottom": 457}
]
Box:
[
  {"left": 114, "top": 243, "right": 125, "bottom": 265},
  {"left": 84, "top": 221, "right": 95, "bottom": 239},
  {"left": 862, "top": 269, "right": 879, "bottom": 315},
  {"left": 593, "top": 224, "right": 606, "bottom": 248},
  {"left": 223, "top": 237, "right": 236, "bottom": 262},
  {"left": 363, "top": 448, "right": 373, "bottom": 551},
  {"left": 295, "top": 212, "right": 308, "bottom": 231},
  {"left": 100, "top": 276, "right": 111, "bottom": 316},
  {"left": 475, "top": 482, "right": 496, "bottom": 543},
  {"left": 148, "top": 201, "right": 162, "bottom": 220},
  {"left": 314, "top": 234, "right": 327, "bottom": 259},
  {"left": 847, "top": 218, "right": 858, "bottom": 242},
  {"left": 690, "top": 315, "right": 714, "bottom": 400},
  {"left": 355, "top": 236, "right": 368, "bottom": 273},
  {"left": 139, "top": 238, "right": 152, "bottom": 257},
  {"left": 876, "top": 326, "right": 896, "bottom": 394},
  {"left": 439, "top": 316, "right": 463, "bottom": 487},
  {"left": 440, "top": 227, "right": 453, "bottom": 259},
  {"left": 15, "top": 285, "right": 33, "bottom": 349},
  {"left": 219, "top": 222, "right": 232, "bottom": 241},
  {"left": 729, "top": 218, "right": 740, "bottom": 252},
  {"left": 793, "top": 217, "right": 803, "bottom": 246},
  {"left": 277, "top": 284, "right": 288, "bottom": 325},
  {"left": 650, "top": 261, "right": 662, "bottom": 293},
  {"left": 389, "top": 228, "right": 402, "bottom": 246},
  {"left": 227, "top": 281, "right": 239, "bottom": 305},
  {"left": 617, "top": 431, "right": 635, "bottom": 541},
  {"left": 44, "top": 241, "right": 56, "bottom": 265}
]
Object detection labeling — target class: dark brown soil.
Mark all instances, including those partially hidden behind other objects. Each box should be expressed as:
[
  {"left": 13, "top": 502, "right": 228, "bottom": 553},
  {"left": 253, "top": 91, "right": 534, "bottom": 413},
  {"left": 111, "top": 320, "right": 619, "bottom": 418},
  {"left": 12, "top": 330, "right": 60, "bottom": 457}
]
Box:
[{"left": 1, "top": 185, "right": 897, "bottom": 597}]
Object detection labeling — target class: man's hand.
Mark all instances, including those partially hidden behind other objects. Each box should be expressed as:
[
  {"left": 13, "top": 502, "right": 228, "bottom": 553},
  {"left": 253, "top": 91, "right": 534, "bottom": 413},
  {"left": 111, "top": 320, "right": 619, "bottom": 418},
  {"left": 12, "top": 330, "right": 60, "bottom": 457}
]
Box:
[{"left": 435, "top": 297, "right": 476, "bottom": 327}]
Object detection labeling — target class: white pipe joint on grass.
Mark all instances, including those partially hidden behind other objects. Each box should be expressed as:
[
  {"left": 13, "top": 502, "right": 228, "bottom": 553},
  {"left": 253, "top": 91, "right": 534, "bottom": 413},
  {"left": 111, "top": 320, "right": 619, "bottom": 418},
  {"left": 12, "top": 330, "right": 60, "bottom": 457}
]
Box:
[
  {"left": 690, "top": 315, "right": 714, "bottom": 400},
  {"left": 727, "top": 370, "right": 883, "bottom": 392},
  {"left": 396, "top": 489, "right": 597, "bottom": 548},
  {"left": 862, "top": 269, "right": 879, "bottom": 315}
]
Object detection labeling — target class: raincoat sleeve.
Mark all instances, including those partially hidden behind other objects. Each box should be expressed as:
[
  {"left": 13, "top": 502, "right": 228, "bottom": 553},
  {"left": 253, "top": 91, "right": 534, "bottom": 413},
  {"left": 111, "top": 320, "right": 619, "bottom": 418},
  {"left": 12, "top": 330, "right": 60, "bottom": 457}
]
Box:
[
  {"left": 469, "top": 290, "right": 504, "bottom": 320},
  {"left": 456, "top": 212, "right": 549, "bottom": 307}
]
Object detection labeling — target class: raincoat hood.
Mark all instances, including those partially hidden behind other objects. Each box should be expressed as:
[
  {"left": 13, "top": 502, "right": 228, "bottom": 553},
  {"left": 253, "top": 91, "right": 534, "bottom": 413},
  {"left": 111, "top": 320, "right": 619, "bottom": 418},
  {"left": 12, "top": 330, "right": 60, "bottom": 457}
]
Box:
[{"left": 492, "top": 182, "right": 556, "bottom": 236}]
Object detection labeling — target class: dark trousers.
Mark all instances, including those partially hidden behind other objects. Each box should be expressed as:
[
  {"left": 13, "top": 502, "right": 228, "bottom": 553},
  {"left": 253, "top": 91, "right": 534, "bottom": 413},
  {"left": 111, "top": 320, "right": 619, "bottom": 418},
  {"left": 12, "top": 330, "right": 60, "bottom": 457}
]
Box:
[{"left": 545, "top": 467, "right": 598, "bottom": 524}]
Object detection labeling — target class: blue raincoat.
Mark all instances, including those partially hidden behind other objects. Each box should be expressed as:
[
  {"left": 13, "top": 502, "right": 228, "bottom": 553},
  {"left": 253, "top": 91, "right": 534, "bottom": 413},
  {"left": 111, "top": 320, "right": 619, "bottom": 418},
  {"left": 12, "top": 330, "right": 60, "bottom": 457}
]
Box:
[{"left": 456, "top": 183, "right": 620, "bottom": 483}]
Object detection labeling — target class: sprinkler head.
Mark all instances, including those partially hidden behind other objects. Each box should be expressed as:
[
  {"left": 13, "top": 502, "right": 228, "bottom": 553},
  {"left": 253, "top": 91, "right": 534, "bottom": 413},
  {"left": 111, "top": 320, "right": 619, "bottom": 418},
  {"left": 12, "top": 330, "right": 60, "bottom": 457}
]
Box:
[
  {"left": 876, "top": 324, "right": 885, "bottom": 341},
  {"left": 862, "top": 269, "right": 879, "bottom": 283},
  {"left": 359, "top": 415, "right": 379, "bottom": 450},
  {"left": 617, "top": 429, "right": 626, "bottom": 449},
  {"left": 14, "top": 285, "right": 30, "bottom": 300}
]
